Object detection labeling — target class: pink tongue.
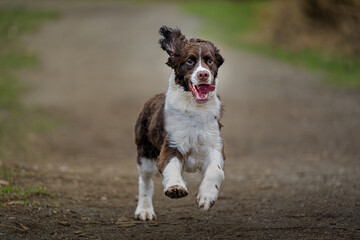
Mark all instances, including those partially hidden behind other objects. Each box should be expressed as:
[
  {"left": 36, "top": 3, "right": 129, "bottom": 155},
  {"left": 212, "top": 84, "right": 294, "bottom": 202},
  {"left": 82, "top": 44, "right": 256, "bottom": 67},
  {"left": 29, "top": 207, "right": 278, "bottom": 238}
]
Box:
[{"left": 197, "top": 84, "right": 215, "bottom": 95}]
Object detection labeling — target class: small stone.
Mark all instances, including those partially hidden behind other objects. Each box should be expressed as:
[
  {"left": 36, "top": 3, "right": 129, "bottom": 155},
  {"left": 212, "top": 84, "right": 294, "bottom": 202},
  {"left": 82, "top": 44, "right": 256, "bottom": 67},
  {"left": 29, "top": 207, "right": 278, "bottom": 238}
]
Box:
[
  {"left": 20, "top": 224, "right": 29, "bottom": 231},
  {"left": 59, "top": 166, "right": 70, "bottom": 173},
  {"left": 74, "top": 230, "right": 83, "bottom": 235},
  {"left": 0, "top": 180, "right": 9, "bottom": 186},
  {"left": 59, "top": 221, "right": 71, "bottom": 226}
]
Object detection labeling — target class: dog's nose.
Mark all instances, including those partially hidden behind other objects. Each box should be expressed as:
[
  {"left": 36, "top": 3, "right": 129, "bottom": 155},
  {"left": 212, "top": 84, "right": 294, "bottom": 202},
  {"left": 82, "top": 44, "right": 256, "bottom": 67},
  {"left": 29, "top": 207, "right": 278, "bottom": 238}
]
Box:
[{"left": 197, "top": 71, "right": 209, "bottom": 82}]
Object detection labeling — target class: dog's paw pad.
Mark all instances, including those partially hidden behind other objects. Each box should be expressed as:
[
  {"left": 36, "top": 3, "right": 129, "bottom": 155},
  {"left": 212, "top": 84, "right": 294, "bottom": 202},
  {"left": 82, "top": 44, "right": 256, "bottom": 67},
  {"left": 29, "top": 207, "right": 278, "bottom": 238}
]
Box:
[
  {"left": 165, "top": 185, "right": 188, "bottom": 199},
  {"left": 135, "top": 209, "right": 156, "bottom": 221}
]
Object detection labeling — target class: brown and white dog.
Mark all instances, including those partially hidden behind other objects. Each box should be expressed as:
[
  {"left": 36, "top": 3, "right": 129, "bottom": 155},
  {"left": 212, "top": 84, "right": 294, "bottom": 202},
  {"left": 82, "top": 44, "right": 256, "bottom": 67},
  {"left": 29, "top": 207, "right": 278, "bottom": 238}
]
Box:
[{"left": 134, "top": 26, "right": 225, "bottom": 221}]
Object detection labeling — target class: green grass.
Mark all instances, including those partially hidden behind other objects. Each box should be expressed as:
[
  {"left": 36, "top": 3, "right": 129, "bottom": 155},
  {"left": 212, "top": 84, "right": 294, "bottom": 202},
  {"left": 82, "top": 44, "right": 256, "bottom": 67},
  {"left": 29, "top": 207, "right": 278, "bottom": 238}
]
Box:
[
  {"left": 0, "top": 8, "right": 58, "bottom": 162},
  {"left": 0, "top": 165, "right": 16, "bottom": 181},
  {"left": 0, "top": 185, "right": 52, "bottom": 203},
  {"left": 251, "top": 45, "right": 360, "bottom": 87},
  {"left": 0, "top": 8, "right": 58, "bottom": 205},
  {"left": 0, "top": 164, "right": 53, "bottom": 204},
  {"left": 0, "top": 74, "right": 20, "bottom": 109},
  {"left": 0, "top": 8, "right": 58, "bottom": 42},
  {"left": 0, "top": 51, "right": 37, "bottom": 70},
  {"left": 182, "top": 1, "right": 360, "bottom": 87},
  {"left": 0, "top": 161, "right": 57, "bottom": 205},
  {"left": 183, "top": 1, "right": 263, "bottom": 38}
]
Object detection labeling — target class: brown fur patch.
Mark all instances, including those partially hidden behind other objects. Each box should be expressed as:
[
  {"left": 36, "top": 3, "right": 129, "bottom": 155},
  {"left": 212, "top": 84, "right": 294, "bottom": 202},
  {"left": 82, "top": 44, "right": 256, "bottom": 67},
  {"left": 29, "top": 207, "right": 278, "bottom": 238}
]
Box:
[
  {"left": 222, "top": 140, "right": 227, "bottom": 161},
  {"left": 157, "top": 137, "right": 184, "bottom": 173},
  {"left": 135, "top": 93, "right": 166, "bottom": 164},
  {"left": 135, "top": 95, "right": 185, "bottom": 172}
]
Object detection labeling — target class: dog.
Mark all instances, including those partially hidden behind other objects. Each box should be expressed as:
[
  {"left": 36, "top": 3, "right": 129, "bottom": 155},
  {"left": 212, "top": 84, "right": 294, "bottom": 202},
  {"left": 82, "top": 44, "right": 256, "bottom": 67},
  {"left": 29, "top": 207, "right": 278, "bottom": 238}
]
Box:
[{"left": 134, "top": 26, "right": 225, "bottom": 221}]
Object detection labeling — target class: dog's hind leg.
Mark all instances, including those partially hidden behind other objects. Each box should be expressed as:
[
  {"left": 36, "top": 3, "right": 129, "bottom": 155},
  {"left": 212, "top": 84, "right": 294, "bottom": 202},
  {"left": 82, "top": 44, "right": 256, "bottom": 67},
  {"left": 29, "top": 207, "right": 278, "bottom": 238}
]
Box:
[{"left": 135, "top": 157, "right": 157, "bottom": 221}]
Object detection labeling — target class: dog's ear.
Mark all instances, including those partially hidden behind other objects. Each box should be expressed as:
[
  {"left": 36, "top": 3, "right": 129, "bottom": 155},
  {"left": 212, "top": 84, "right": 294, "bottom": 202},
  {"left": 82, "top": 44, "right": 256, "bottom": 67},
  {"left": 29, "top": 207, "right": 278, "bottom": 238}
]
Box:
[
  {"left": 215, "top": 49, "right": 224, "bottom": 68},
  {"left": 159, "top": 26, "right": 186, "bottom": 56},
  {"left": 209, "top": 41, "right": 224, "bottom": 68}
]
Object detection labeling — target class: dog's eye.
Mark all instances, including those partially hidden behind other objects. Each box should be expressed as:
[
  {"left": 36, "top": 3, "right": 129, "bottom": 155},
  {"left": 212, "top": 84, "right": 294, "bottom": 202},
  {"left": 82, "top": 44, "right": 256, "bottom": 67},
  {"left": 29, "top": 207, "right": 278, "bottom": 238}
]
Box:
[
  {"left": 186, "top": 59, "right": 195, "bottom": 65},
  {"left": 207, "top": 59, "right": 213, "bottom": 65}
]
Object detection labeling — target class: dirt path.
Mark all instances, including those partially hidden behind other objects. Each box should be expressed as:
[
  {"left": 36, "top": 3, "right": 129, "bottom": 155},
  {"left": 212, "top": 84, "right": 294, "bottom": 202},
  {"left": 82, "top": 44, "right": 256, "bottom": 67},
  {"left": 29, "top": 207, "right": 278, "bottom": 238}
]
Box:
[{"left": 1, "top": 1, "right": 360, "bottom": 239}]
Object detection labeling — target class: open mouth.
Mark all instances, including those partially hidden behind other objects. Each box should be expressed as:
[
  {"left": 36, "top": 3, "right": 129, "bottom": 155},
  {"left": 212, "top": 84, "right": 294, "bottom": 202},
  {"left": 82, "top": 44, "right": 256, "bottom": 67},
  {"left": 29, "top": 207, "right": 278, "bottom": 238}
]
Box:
[{"left": 188, "top": 81, "right": 215, "bottom": 103}]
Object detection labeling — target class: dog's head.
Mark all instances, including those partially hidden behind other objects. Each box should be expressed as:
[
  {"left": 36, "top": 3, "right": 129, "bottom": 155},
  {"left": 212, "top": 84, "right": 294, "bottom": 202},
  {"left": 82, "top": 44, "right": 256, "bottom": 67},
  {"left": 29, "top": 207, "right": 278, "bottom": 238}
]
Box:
[{"left": 159, "top": 26, "right": 224, "bottom": 104}]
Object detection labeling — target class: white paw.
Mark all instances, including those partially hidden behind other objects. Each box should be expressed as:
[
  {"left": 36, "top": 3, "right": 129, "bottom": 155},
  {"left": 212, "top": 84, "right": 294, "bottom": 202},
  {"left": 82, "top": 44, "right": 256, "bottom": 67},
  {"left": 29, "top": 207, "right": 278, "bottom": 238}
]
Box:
[
  {"left": 135, "top": 207, "right": 156, "bottom": 221},
  {"left": 196, "top": 188, "right": 218, "bottom": 211}
]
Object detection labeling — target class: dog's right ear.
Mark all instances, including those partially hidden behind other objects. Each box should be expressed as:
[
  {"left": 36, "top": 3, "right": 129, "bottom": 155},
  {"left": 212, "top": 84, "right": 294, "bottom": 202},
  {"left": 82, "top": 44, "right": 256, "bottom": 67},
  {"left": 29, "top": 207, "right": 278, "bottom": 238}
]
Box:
[{"left": 159, "top": 26, "right": 186, "bottom": 56}]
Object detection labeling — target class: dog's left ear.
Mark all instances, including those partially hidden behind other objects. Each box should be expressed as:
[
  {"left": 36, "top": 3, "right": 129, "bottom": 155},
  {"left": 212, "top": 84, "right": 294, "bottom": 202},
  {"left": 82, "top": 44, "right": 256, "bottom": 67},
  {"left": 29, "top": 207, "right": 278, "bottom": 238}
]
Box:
[
  {"left": 209, "top": 41, "right": 224, "bottom": 68},
  {"left": 215, "top": 49, "right": 224, "bottom": 68},
  {"left": 159, "top": 26, "right": 186, "bottom": 57}
]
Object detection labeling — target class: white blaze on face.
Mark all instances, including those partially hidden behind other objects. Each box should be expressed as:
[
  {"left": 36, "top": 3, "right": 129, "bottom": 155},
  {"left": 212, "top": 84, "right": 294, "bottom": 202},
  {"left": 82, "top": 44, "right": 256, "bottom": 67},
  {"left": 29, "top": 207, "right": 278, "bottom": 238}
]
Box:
[{"left": 190, "top": 46, "right": 212, "bottom": 85}]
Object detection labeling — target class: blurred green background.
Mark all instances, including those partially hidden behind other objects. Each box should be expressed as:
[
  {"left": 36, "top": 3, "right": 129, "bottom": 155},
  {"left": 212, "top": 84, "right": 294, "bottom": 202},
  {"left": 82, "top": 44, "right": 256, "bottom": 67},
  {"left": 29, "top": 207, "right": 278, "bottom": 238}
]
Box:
[
  {"left": 183, "top": 0, "right": 360, "bottom": 87},
  {"left": 0, "top": 8, "right": 58, "bottom": 202}
]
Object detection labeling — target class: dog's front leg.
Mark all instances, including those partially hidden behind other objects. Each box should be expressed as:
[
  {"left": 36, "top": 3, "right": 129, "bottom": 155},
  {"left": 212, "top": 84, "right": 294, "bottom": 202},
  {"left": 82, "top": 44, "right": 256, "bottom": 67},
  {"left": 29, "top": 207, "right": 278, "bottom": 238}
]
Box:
[
  {"left": 197, "top": 148, "right": 225, "bottom": 211},
  {"left": 158, "top": 142, "right": 188, "bottom": 199},
  {"left": 162, "top": 157, "right": 188, "bottom": 198}
]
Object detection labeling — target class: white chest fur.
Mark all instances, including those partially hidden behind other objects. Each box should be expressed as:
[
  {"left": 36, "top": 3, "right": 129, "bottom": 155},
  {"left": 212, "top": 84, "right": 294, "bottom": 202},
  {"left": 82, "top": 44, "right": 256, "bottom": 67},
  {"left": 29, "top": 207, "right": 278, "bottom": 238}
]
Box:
[{"left": 164, "top": 72, "right": 222, "bottom": 172}]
